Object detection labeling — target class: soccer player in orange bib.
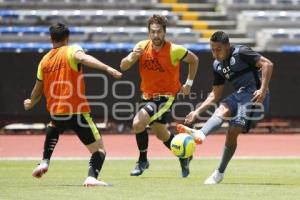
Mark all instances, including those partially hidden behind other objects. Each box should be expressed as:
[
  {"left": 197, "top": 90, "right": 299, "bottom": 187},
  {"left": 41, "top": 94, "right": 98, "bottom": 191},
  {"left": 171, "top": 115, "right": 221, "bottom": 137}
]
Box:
[
  {"left": 120, "top": 15, "right": 199, "bottom": 177},
  {"left": 24, "top": 23, "right": 122, "bottom": 186}
]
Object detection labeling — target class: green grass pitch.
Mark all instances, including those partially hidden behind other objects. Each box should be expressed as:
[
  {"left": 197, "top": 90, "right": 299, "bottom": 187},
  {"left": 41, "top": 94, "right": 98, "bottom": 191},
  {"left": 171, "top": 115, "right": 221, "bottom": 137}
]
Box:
[{"left": 0, "top": 159, "right": 300, "bottom": 200}]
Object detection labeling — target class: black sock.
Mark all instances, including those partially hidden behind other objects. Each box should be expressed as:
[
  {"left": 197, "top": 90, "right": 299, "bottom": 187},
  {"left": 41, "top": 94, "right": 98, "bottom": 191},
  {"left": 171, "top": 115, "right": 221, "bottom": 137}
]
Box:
[
  {"left": 88, "top": 151, "right": 106, "bottom": 178},
  {"left": 163, "top": 134, "right": 174, "bottom": 150},
  {"left": 136, "top": 130, "right": 148, "bottom": 162},
  {"left": 218, "top": 145, "right": 237, "bottom": 173},
  {"left": 42, "top": 126, "right": 60, "bottom": 161}
]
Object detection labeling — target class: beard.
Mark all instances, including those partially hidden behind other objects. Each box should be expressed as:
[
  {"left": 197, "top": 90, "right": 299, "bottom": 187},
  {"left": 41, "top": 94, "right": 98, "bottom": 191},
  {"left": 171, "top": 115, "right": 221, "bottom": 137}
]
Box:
[{"left": 152, "top": 38, "right": 164, "bottom": 47}]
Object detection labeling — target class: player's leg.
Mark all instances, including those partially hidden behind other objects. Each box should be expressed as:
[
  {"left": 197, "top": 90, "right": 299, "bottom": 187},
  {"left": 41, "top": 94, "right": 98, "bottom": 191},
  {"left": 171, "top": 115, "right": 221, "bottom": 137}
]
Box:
[
  {"left": 73, "top": 113, "right": 111, "bottom": 187},
  {"left": 84, "top": 138, "right": 111, "bottom": 187},
  {"left": 150, "top": 122, "right": 192, "bottom": 178},
  {"left": 206, "top": 91, "right": 270, "bottom": 184},
  {"left": 32, "top": 122, "right": 62, "bottom": 178},
  {"left": 177, "top": 103, "right": 231, "bottom": 143},
  {"left": 204, "top": 125, "right": 242, "bottom": 184},
  {"left": 130, "top": 108, "right": 151, "bottom": 176},
  {"left": 204, "top": 93, "right": 248, "bottom": 185}
]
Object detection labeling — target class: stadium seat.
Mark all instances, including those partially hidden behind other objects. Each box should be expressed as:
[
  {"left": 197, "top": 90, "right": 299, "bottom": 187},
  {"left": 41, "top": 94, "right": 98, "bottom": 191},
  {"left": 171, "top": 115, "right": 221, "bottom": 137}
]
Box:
[
  {"left": 111, "top": 13, "right": 131, "bottom": 26},
  {"left": 131, "top": 31, "right": 148, "bottom": 43},
  {"left": 255, "top": 0, "right": 271, "bottom": 4},
  {"left": 90, "top": 31, "right": 110, "bottom": 42},
  {"left": 131, "top": 14, "right": 149, "bottom": 25},
  {"left": 66, "top": 14, "right": 88, "bottom": 26},
  {"left": 0, "top": 11, "right": 19, "bottom": 24},
  {"left": 110, "top": 30, "right": 132, "bottom": 43},
  {"left": 45, "top": 15, "right": 67, "bottom": 24},
  {"left": 22, "top": 31, "right": 48, "bottom": 42},
  {"left": 90, "top": 14, "right": 111, "bottom": 25},
  {"left": 0, "top": 31, "right": 20, "bottom": 42},
  {"left": 276, "top": 0, "right": 293, "bottom": 4},
  {"left": 21, "top": 14, "right": 41, "bottom": 25},
  {"left": 232, "top": 0, "right": 249, "bottom": 3}
]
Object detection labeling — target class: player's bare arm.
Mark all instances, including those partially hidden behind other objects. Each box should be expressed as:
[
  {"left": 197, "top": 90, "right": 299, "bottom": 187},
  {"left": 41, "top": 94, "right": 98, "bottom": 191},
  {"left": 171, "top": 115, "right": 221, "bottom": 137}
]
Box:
[
  {"left": 74, "top": 50, "right": 122, "bottom": 79},
  {"left": 252, "top": 56, "right": 273, "bottom": 103},
  {"left": 185, "top": 85, "right": 224, "bottom": 125},
  {"left": 24, "top": 80, "right": 43, "bottom": 110},
  {"left": 120, "top": 48, "right": 144, "bottom": 71},
  {"left": 180, "top": 51, "right": 199, "bottom": 95}
]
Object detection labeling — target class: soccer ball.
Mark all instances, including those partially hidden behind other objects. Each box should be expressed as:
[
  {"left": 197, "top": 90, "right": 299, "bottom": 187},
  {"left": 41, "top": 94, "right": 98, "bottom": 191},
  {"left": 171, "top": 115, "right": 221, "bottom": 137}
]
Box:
[{"left": 171, "top": 133, "right": 196, "bottom": 158}]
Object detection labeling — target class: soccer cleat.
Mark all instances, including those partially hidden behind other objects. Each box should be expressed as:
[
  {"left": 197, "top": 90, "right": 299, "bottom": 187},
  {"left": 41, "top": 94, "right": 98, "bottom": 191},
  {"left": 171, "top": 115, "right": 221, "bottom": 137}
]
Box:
[
  {"left": 179, "top": 156, "right": 193, "bottom": 178},
  {"left": 83, "top": 176, "right": 112, "bottom": 187},
  {"left": 204, "top": 169, "right": 224, "bottom": 185},
  {"left": 176, "top": 124, "right": 204, "bottom": 144},
  {"left": 130, "top": 160, "right": 150, "bottom": 176},
  {"left": 32, "top": 162, "right": 49, "bottom": 178}
]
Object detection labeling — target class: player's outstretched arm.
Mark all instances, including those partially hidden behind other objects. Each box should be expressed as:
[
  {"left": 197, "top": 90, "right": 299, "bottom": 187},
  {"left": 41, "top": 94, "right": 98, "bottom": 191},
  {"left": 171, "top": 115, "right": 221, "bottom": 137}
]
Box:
[
  {"left": 24, "top": 80, "right": 43, "bottom": 110},
  {"left": 120, "top": 48, "right": 143, "bottom": 71},
  {"left": 74, "top": 50, "right": 122, "bottom": 79},
  {"left": 184, "top": 85, "right": 224, "bottom": 125}
]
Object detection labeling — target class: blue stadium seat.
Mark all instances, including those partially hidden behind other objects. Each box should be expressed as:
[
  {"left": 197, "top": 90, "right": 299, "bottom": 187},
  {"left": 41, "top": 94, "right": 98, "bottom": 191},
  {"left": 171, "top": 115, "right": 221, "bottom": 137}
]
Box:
[
  {"left": 45, "top": 15, "right": 67, "bottom": 24},
  {"left": 281, "top": 45, "right": 300, "bottom": 52},
  {"left": 176, "top": 32, "right": 199, "bottom": 44},
  {"left": 111, "top": 14, "right": 131, "bottom": 26},
  {"left": 67, "top": 14, "right": 88, "bottom": 25},
  {"left": 131, "top": 31, "right": 148, "bottom": 43},
  {"left": 110, "top": 31, "right": 132, "bottom": 43},
  {"left": 293, "top": 33, "right": 300, "bottom": 39},
  {"left": 90, "top": 31, "right": 110, "bottom": 42},
  {"left": 90, "top": 14, "right": 111, "bottom": 25},
  {"left": 0, "top": 11, "right": 19, "bottom": 24},
  {"left": 271, "top": 32, "right": 289, "bottom": 39},
  {"left": 183, "top": 43, "right": 210, "bottom": 52},
  {"left": 276, "top": 0, "right": 293, "bottom": 4},
  {"left": 233, "top": 0, "right": 249, "bottom": 3},
  {"left": 255, "top": 0, "right": 271, "bottom": 4}
]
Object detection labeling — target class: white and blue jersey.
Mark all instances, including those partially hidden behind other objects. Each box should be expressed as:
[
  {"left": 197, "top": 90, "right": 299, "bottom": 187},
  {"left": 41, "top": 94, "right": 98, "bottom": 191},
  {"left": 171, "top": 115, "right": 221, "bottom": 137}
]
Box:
[{"left": 212, "top": 45, "right": 270, "bottom": 132}]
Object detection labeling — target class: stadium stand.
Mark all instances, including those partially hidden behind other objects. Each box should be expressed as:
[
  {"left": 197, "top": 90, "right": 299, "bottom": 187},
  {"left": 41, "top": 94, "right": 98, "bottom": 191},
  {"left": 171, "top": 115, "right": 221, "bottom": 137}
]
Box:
[
  {"left": 256, "top": 28, "right": 300, "bottom": 51},
  {"left": 0, "top": 1, "right": 299, "bottom": 52},
  {"left": 237, "top": 10, "right": 300, "bottom": 38},
  {"left": 0, "top": 0, "right": 258, "bottom": 52},
  {"left": 220, "top": 0, "right": 300, "bottom": 19}
]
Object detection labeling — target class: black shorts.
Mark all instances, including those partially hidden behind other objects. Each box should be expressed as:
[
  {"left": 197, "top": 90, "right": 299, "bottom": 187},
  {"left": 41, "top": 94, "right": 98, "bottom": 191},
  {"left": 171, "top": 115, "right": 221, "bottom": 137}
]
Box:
[
  {"left": 141, "top": 96, "right": 175, "bottom": 124},
  {"left": 50, "top": 113, "right": 100, "bottom": 145}
]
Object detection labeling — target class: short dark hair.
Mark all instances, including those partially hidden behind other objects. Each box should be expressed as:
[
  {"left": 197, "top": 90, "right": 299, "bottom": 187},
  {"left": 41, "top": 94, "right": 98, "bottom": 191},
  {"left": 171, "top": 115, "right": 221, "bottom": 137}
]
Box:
[
  {"left": 49, "top": 22, "right": 70, "bottom": 42},
  {"left": 147, "top": 14, "right": 167, "bottom": 32},
  {"left": 210, "top": 31, "right": 229, "bottom": 44}
]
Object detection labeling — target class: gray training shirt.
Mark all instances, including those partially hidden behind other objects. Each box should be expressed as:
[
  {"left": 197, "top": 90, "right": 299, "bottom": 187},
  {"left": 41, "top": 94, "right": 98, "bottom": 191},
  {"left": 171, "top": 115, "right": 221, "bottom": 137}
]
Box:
[{"left": 212, "top": 45, "right": 262, "bottom": 91}]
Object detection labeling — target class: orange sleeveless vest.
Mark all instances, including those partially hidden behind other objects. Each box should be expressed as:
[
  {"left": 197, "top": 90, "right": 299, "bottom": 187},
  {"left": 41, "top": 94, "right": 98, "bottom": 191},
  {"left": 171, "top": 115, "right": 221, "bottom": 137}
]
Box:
[
  {"left": 40, "top": 46, "right": 90, "bottom": 115},
  {"left": 139, "top": 40, "right": 181, "bottom": 98}
]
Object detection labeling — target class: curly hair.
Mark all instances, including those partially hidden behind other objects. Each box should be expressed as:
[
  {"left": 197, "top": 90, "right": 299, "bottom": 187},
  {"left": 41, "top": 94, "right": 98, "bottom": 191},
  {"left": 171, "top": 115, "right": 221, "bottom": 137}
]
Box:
[{"left": 147, "top": 14, "right": 167, "bottom": 32}]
